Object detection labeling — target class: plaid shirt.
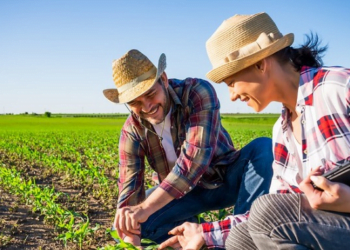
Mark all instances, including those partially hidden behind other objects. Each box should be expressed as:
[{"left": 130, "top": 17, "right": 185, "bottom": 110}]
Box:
[
  {"left": 202, "top": 66, "right": 350, "bottom": 248},
  {"left": 117, "top": 78, "right": 239, "bottom": 208}
]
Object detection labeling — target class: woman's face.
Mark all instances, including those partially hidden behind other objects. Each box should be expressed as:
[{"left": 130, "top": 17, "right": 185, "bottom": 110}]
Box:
[{"left": 223, "top": 63, "right": 273, "bottom": 112}]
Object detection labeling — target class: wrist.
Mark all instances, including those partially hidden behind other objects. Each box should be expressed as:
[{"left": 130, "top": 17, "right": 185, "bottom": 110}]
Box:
[
  {"left": 141, "top": 187, "right": 174, "bottom": 216},
  {"left": 140, "top": 200, "right": 154, "bottom": 218}
]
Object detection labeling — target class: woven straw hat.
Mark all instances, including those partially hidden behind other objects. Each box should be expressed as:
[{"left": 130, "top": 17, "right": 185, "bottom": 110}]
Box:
[
  {"left": 103, "top": 49, "right": 166, "bottom": 103},
  {"left": 206, "top": 12, "right": 294, "bottom": 83}
]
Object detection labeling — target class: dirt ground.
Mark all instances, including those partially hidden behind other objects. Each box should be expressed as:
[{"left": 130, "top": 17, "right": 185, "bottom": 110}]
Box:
[{"left": 0, "top": 188, "right": 117, "bottom": 250}]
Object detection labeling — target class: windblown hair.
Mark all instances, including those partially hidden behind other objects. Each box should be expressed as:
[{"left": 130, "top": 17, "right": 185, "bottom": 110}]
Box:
[{"left": 273, "top": 33, "right": 328, "bottom": 71}]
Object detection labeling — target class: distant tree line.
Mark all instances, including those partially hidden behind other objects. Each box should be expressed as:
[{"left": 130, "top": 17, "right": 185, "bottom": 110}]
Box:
[{"left": 3, "top": 112, "right": 129, "bottom": 118}]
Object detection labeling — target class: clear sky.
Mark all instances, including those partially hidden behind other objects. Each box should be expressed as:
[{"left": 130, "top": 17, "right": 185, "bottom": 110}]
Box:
[{"left": 1, "top": 0, "right": 350, "bottom": 114}]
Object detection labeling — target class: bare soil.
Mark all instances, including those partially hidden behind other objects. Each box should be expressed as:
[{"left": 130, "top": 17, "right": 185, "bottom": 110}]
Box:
[{"left": 0, "top": 186, "right": 117, "bottom": 250}]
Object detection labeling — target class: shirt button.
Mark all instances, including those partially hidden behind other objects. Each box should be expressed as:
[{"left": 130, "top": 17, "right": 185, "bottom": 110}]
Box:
[
  {"left": 171, "top": 126, "right": 174, "bottom": 129},
  {"left": 301, "top": 120, "right": 305, "bottom": 125},
  {"left": 304, "top": 149, "right": 308, "bottom": 154},
  {"left": 177, "top": 147, "right": 180, "bottom": 150},
  {"left": 184, "top": 191, "right": 187, "bottom": 194},
  {"left": 189, "top": 186, "right": 192, "bottom": 190}
]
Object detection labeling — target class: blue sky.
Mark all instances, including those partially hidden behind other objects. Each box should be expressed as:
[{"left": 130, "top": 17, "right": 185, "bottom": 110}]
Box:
[{"left": 1, "top": 0, "right": 350, "bottom": 114}]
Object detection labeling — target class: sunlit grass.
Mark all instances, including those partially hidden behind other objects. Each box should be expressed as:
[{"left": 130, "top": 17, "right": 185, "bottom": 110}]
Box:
[{"left": 0, "top": 113, "right": 279, "bottom": 248}]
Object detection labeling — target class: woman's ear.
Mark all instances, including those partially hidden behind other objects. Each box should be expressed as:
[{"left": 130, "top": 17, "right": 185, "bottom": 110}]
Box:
[{"left": 255, "top": 58, "right": 267, "bottom": 73}]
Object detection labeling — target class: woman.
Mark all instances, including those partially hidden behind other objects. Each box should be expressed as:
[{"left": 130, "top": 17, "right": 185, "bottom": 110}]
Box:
[{"left": 159, "top": 12, "right": 350, "bottom": 250}]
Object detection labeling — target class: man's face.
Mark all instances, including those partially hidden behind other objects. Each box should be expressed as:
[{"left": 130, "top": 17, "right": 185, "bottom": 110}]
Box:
[{"left": 127, "top": 73, "right": 170, "bottom": 125}]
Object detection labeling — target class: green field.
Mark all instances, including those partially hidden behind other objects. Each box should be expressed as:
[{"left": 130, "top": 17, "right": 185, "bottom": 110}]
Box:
[{"left": 0, "top": 114, "right": 279, "bottom": 249}]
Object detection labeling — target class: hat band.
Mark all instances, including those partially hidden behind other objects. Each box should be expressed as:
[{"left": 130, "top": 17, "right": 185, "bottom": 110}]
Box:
[
  {"left": 218, "top": 32, "right": 282, "bottom": 67},
  {"left": 118, "top": 67, "right": 157, "bottom": 94}
]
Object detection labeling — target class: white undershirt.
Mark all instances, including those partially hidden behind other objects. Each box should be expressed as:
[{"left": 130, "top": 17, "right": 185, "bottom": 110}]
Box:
[
  {"left": 153, "top": 108, "right": 177, "bottom": 168},
  {"left": 291, "top": 132, "right": 302, "bottom": 162}
]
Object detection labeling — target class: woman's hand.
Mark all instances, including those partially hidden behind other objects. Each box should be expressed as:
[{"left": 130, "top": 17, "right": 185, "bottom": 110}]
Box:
[
  {"left": 158, "top": 222, "right": 205, "bottom": 250},
  {"left": 299, "top": 166, "right": 350, "bottom": 212}
]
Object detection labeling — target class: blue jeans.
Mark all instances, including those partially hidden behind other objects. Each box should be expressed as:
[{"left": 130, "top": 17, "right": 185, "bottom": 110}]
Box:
[
  {"left": 226, "top": 193, "right": 350, "bottom": 250},
  {"left": 141, "top": 137, "right": 273, "bottom": 243}
]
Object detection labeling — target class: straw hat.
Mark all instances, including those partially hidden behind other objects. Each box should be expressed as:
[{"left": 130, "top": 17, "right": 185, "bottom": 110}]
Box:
[
  {"left": 206, "top": 12, "right": 294, "bottom": 83},
  {"left": 103, "top": 49, "right": 166, "bottom": 103}
]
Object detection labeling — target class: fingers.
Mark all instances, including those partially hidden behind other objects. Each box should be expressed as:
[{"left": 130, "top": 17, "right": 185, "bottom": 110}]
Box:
[
  {"left": 117, "top": 210, "right": 132, "bottom": 237},
  {"left": 305, "top": 165, "right": 323, "bottom": 183},
  {"left": 116, "top": 225, "right": 123, "bottom": 240},
  {"left": 115, "top": 207, "right": 141, "bottom": 237},
  {"left": 168, "top": 225, "right": 185, "bottom": 235},
  {"left": 130, "top": 210, "right": 140, "bottom": 231},
  {"left": 299, "top": 165, "right": 324, "bottom": 193},
  {"left": 113, "top": 209, "right": 124, "bottom": 239},
  {"left": 300, "top": 174, "right": 341, "bottom": 210},
  {"left": 310, "top": 165, "right": 323, "bottom": 176},
  {"left": 310, "top": 175, "right": 342, "bottom": 196},
  {"left": 125, "top": 209, "right": 140, "bottom": 233},
  {"left": 159, "top": 236, "right": 180, "bottom": 249}
]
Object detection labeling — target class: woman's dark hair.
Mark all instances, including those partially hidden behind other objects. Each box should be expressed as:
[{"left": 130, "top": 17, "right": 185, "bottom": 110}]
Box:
[{"left": 273, "top": 33, "right": 328, "bottom": 71}]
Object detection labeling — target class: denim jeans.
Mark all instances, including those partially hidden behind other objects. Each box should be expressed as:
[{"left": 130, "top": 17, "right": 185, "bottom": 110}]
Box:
[
  {"left": 141, "top": 137, "right": 273, "bottom": 243},
  {"left": 226, "top": 193, "right": 350, "bottom": 250}
]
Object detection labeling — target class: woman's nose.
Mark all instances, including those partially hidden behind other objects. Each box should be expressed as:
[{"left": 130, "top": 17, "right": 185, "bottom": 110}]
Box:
[{"left": 229, "top": 90, "right": 239, "bottom": 102}]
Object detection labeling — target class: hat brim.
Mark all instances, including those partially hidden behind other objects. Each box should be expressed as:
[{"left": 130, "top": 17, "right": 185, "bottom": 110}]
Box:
[
  {"left": 206, "top": 33, "right": 294, "bottom": 83},
  {"left": 103, "top": 53, "right": 167, "bottom": 104}
]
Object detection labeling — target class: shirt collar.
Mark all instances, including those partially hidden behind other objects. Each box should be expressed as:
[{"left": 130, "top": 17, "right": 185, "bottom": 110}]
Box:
[
  {"left": 296, "top": 66, "right": 316, "bottom": 107},
  {"left": 167, "top": 80, "right": 183, "bottom": 110},
  {"left": 280, "top": 66, "right": 315, "bottom": 128}
]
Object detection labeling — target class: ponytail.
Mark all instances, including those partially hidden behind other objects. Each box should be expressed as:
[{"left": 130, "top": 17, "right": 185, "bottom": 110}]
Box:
[{"left": 273, "top": 33, "right": 328, "bottom": 71}]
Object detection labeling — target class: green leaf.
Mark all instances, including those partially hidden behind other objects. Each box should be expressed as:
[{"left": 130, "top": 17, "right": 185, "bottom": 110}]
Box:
[
  {"left": 141, "top": 238, "right": 157, "bottom": 245},
  {"left": 109, "top": 230, "right": 120, "bottom": 240},
  {"left": 164, "top": 247, "right": 175, "bottom": 250},
  {"left": 144, "top": 245, "right": 159, "bottom": 250}
]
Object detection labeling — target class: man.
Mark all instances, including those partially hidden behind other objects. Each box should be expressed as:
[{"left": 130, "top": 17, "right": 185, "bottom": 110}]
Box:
[{"left": 103, "top": 49, "right": 273, "bottom": 246}]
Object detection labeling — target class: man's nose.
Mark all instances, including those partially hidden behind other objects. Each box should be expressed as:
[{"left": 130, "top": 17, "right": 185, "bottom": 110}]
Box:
[{"left": 141, "top": 101, "right": 152, "bottom": 113}]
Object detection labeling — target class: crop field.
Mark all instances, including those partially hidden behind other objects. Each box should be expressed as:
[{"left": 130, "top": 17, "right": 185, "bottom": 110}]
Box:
[{"left": 0, "top": 114, "right": 278, "bottom": 250}]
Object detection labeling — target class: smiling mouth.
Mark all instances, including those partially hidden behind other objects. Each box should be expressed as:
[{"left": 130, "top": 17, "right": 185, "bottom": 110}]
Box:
[
  {"left": 241, "top": 97, "right": 250, "bottom": 102},
  {"left": 145, "top": 106, "right": 159, "bottom": 115}
]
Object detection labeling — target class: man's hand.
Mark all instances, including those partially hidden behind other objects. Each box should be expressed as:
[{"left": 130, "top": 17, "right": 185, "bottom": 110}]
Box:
[
  {"left": 158, "top": 222, "right": 205, "bottom": 250},
  {"left": 114, "top": 187, "right": 175, "bottom": 243},
  {"left": 113, "top": 204, "right": 150, "bottom": 239},
  {"left": 299, "top": 166, "right": 350, "bottom": 213}
]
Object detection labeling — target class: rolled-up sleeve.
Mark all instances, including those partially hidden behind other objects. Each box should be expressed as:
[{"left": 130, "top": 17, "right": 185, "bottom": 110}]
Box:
[
  {"left": 117, "top": 127, "right": 146, "bottom": 208},
  {"left": 202, "top": 212, "right": 250, "bottom": 249},
  {"left": 159, "top": 80, "right": 221, "bottom": 198}
]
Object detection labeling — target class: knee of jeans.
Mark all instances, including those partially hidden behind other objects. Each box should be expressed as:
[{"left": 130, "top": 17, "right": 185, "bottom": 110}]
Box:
[
  {"left": 248, "top": 137, "right": 273, "bottom": 163},
  {"left": 252, "top": 137, "right": 272, "bottom": 146},
  {"left": 248, "top": 194, "right": 299, "bottom": 234},
  {"left": 140, "top": 219, "right": 153, "bottom": 238},
  {"left": 254, "top": 137, "right": 272, "bottom": 153}
]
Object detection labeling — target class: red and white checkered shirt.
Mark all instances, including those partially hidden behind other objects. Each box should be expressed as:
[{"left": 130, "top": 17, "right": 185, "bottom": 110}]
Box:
[{"left": 202, "top": 66, "right": 350, "bottom": 249}]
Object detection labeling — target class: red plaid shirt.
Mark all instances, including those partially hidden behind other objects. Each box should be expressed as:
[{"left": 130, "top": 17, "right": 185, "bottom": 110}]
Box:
[
  {"left": 117, "top": 78, "right": 239, "bottom": 208},
  {"left": 202, "top": 66, "right": 350, "bottom": 248}
]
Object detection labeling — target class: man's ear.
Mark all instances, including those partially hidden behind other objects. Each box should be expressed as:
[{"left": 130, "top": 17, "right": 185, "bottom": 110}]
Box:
[{"left": 161, "top": 72, "right": 169, "bottom": 88}]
